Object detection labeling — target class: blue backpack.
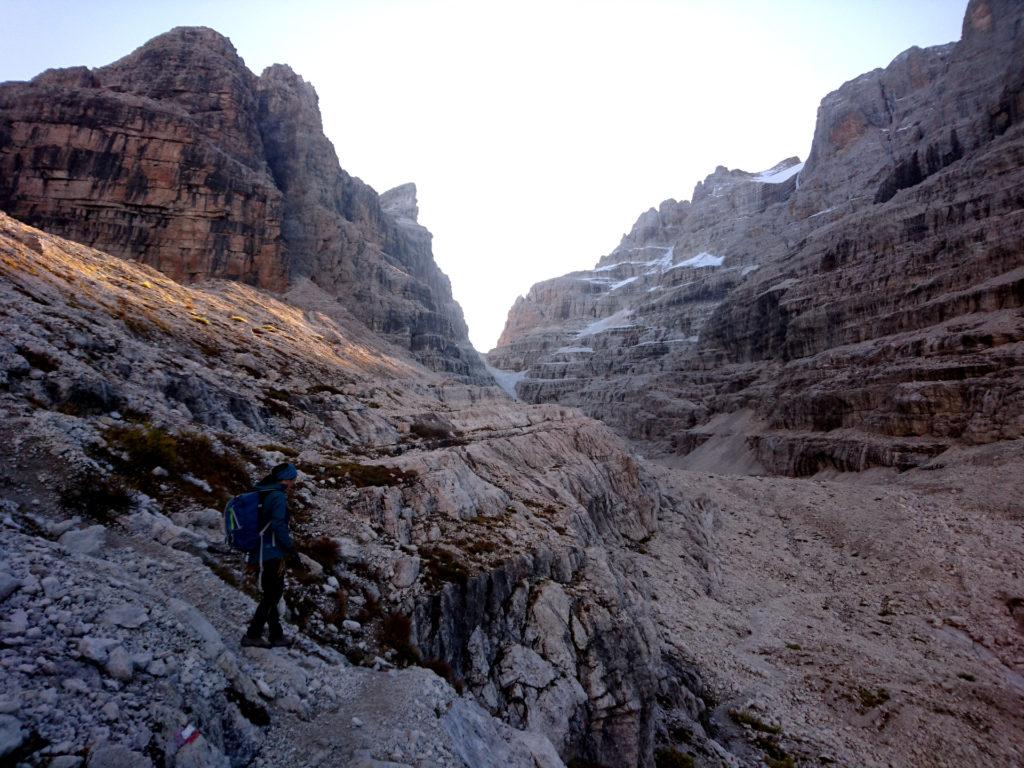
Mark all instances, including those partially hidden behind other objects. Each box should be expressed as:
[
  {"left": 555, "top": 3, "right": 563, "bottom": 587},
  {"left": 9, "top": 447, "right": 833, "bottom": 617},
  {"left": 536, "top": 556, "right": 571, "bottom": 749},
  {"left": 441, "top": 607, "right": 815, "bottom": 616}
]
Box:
[{"left": 223, "top": 491, "right": 271, "bottom": 552}]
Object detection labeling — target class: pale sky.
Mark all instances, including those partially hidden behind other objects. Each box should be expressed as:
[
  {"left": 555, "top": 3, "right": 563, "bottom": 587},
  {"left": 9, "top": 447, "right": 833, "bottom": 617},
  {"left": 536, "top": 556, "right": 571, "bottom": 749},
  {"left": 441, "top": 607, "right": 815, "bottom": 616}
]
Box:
[{"left": 2, "top": 0, "right": 968, "bottom": 350}]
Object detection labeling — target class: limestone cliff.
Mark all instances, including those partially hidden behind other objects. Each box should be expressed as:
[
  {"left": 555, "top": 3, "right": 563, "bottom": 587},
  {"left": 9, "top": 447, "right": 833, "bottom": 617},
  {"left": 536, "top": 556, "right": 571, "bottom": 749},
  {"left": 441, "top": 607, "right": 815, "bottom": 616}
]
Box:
[
  {"left": 0, "top": 27, "right": 486, "bottom": 382},
  {"left": 489, "top": 0, "right": 1024, "bottom": 475},
  {"left": 0, "top": 212, "right": 732, "bottom": 767}
]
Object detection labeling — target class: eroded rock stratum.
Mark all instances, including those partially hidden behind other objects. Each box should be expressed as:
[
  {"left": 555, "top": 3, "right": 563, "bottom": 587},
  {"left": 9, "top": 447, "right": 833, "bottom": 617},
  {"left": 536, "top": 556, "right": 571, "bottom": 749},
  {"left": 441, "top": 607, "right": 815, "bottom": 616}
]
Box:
[
  {"left": 2, "top": 2, "right": 1024, "bottom": 767},
  {"left": 488, "top": 0, "right": 1024, "bottom": 476},
  {"left": 0, "top": 27, "right": 485, "bottom": 382}
]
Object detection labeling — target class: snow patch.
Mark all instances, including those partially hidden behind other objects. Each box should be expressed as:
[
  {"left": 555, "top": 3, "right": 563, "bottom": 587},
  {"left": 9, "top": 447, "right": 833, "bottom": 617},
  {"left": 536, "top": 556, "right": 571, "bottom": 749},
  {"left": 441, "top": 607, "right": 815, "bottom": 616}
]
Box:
[
  {"left": 610, "top": 276, "right": 638, "bottom": 291},
  {"left": 643, "top": 246, "right": 675, "bottom": 275},
  {"left": 740, "top": 264, "right": 760, "bottom": 276},
  {"left": 555, "top": 346, "right": 593, "bottom": 353},
  {"left": 482, "top": 360, "right": 529, "bottom": 400},
  {"left": 752, "top": 162, "right": 804, "bottom": 184},
  {"left": 668, "top": 252, "right": 724, "bottom": 270},
  {"left": 577, "top": 309, "right": 635, "bottom": 338}
]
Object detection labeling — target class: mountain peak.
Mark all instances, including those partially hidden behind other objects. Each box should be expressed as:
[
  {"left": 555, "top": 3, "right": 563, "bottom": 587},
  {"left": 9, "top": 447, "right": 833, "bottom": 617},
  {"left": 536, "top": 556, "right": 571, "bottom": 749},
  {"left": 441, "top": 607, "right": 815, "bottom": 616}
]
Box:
[{"left": 381, "top": 183, "right": 420, "bottom": 223}]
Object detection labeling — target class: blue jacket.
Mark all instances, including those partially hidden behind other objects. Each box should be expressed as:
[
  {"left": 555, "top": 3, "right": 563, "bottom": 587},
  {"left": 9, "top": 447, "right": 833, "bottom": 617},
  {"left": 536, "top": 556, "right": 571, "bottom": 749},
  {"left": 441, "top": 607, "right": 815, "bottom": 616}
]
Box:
[{"left": 246, "top": 482, "right": 293, "bottom": 564}]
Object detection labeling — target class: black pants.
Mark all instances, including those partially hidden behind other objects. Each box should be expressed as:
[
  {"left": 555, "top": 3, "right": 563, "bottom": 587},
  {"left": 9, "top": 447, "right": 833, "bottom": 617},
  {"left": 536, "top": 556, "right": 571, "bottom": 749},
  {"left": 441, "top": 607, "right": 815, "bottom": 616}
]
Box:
[{"left": 247, "top": 559, "right": 285, "bottom": 640}]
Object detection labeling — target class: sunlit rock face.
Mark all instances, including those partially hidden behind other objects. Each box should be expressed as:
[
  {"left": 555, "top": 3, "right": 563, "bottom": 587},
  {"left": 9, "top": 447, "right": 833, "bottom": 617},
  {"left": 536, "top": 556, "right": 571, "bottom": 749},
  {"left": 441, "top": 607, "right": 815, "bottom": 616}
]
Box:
[
  {"left": 0, "top": 27, "right": 486, "bottom": 382},
  {"left": 0, "top": 210, "right": 731, "bottom": 768},
  {"left": 489, "top": 0, "right": 1024, "bottom": 475}
]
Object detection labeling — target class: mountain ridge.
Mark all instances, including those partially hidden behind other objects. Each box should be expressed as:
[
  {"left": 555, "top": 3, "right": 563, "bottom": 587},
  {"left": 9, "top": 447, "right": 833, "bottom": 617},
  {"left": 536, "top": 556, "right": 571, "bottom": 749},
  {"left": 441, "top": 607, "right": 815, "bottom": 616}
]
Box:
[
  {"left": 487, "top": 0, "right": 1024, "bottom": 476},
  {"left": 0, "top": 26, "right": 488, "bottom": 382}
]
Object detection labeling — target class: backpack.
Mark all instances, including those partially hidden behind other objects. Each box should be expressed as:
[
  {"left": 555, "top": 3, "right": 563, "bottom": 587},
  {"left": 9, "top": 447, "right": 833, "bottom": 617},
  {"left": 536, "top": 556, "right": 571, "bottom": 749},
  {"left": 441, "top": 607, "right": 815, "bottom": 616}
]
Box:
[{"left": 223, "top": 490, "right": 271, "bottom": 552}]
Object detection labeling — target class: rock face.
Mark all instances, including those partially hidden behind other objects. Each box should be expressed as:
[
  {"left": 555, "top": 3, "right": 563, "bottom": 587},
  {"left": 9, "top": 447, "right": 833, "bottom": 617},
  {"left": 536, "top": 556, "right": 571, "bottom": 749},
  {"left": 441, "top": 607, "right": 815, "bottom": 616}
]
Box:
[
  {"left": 489, "top": 0, "right": 1024, "bottom": 475},
  {"left": 0, "top": 212, "right": 730, "bottom": 767},
  {"left": 0, "top": 27, "right": 486, "bottom": 381}
]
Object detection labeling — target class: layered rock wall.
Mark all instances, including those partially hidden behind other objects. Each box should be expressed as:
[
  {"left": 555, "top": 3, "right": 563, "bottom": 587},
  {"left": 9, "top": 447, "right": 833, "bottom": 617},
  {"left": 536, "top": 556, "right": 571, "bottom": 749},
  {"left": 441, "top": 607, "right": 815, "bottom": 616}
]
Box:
[
  {"left": 0, "top": 212, "right": 725, "bottom": 767},
  {"left": 0, "top": 27, "right": 486, "bottom": 381},
  {"left": 489, "top": 0, "right": 1024, "bottom": 474}
]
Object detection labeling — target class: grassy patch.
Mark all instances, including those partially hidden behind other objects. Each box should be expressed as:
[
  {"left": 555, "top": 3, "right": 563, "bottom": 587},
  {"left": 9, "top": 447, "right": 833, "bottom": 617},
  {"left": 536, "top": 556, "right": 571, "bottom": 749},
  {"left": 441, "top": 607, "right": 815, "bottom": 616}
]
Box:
[
  {"left": 419, "top": 545, "right": 470, "bottom": 586},
  {"left": 729, "top": 709, "right": 781, "bottom": 734},
  {"left": 305, "top": 460, "right": 418, "bottom": 488},
  {"left": 459, "top": 537, "right": 498, "bottom": 556},
  {"left": 102, "top": 423, "right": 249, "bottom": 503},
  {"left": 857, "top": 687, "right": 890, "bottom": 710}
]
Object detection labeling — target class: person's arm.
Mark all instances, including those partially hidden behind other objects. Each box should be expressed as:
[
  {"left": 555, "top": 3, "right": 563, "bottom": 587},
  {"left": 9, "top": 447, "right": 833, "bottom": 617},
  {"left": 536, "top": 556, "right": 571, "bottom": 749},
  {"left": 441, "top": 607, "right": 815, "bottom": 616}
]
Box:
[{"left": 266, "top": 491, "right": 293, "bottom": 554}]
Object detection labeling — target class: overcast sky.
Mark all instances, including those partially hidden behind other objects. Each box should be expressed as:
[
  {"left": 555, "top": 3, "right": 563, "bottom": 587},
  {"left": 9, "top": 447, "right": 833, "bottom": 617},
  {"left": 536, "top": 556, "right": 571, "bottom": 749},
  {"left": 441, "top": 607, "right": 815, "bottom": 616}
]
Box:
[{"left": 2, "top": 0, "right": 968, "bottom": 351}]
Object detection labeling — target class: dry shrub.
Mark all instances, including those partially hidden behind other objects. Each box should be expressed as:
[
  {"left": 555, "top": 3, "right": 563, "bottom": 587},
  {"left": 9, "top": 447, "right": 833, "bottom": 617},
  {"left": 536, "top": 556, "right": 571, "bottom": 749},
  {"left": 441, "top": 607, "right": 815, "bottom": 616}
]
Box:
[
  {"left": 653, "top": 748, "right": 694, "bottom": 768},
  {"left": 323, "top": 590, "right": 349, "bottom": 627},
  {"left": 380, "top": 612, "right": 423, "bottom": 666},
  {"left": 300, "top": 536, "right": 342, "bottom": 571},
  {"left": 420, "top": 657, "right": 464, "bottom": 694},
  {"left": 380, "top": 612, "right": 413, "bottom": 649},
  {"left": 409, "top": 421, "right": 453, "bottom": 440},
  {"left": 310, "top": 461, "right": 418, "bottom": 488},
  {"left": 59, "top": 473, "right": 134, "bottom": 521}
]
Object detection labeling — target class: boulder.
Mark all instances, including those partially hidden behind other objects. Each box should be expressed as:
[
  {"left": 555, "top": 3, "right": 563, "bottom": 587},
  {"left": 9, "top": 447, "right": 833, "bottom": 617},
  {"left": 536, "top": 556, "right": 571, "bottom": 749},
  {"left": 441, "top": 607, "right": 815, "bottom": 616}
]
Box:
[{"left": 59, "top": 525, "right": 108, "bottom": 556}]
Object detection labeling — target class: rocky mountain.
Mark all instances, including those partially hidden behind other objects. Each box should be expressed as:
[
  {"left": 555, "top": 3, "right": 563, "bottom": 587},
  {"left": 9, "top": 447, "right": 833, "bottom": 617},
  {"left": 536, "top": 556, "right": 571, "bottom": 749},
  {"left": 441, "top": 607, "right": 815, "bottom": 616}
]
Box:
[
  {"left": 488, "top": 0, "right": 1024, "bottom": 476},
  {"left": 0, "top": 27, "right": 486, "bottom": 382},
  {"left": 0, "top": 211, "right": 731, "bottom": 767},
  {"left": 2, "top": 5, "right": 1024, "bottom": 768}
]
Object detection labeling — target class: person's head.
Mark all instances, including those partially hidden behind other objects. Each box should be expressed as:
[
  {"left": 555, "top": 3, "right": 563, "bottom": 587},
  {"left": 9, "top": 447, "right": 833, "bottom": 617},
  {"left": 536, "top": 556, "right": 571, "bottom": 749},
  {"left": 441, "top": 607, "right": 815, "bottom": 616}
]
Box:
[{"left": 265, "top": 462, "right": 298, "bottom": 489}]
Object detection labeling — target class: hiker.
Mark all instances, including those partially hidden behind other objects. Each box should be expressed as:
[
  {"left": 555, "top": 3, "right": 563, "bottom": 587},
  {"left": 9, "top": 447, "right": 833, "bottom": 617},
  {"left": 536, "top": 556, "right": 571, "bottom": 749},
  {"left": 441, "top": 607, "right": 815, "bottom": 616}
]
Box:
[{"left": 241, "top": 462, "right": 300, "bottom": 648}]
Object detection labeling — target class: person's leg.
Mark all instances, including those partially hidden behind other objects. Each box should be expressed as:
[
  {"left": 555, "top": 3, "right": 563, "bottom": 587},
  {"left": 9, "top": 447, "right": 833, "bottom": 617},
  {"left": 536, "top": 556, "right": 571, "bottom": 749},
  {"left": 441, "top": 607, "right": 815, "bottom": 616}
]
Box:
[
  {"left": 246, "top": 560, "right": 282, "bottom": 639},
  {"left": 264, "top": 562, "right": 286, "bottom": 641}
]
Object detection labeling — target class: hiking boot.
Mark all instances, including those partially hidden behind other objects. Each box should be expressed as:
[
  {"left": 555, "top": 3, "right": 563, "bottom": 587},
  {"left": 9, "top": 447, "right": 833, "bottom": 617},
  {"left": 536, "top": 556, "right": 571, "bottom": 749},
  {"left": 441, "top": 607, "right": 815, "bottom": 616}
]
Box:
[
  {"left": 241, "top": 635, "right": 271, "bottom": 648},
  {"left": 268, "top": 636, "right": 293, "bottom": 648}
]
